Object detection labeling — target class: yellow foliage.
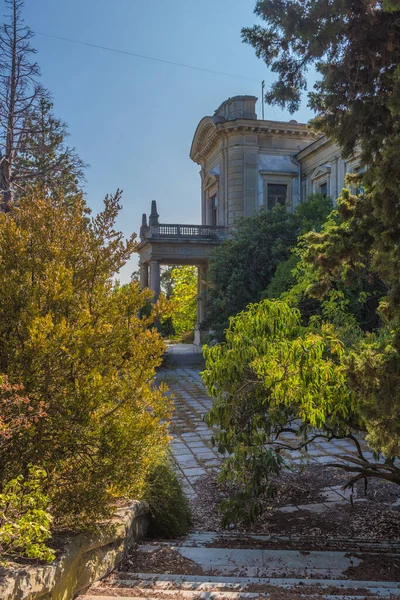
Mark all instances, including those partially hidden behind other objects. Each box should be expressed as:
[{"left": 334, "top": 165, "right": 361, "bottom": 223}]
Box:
[{"left": 0, "top": 189, "right": 172, "bottom": 526}]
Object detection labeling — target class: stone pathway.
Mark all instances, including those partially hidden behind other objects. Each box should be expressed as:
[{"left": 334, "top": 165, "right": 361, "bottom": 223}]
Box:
[
  {"left": 160, "top": 366, "right": 218, "bottom": 497},
  {"left": 159, "top": 351, "right": 377, "bottom": 501},
  {"left": 79, "top": 346, "right": 400, "bottom": 599}
]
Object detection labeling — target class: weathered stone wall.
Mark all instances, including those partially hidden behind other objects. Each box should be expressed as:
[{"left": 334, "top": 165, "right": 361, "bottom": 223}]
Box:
[{"left": 0, "top": 501, "right": 149, "bottom": 600}]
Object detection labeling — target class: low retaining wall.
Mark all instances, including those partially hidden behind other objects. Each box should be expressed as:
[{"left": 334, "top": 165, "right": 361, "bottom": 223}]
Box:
[{"left": 0, "top": 501, "right": 150, "bottom": 600}]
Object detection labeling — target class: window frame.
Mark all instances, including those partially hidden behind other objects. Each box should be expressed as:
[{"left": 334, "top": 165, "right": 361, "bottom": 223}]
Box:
[
  {"left": 266, "top": 183, "right": 288, "bottom": 210},
  {"left": 260, "top": 171, "right": 297, "bottom": 211}
]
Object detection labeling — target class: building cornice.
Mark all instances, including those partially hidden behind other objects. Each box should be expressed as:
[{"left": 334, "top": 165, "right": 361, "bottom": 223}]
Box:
[
  {"left": 295, "top": 134, "right": 330, "bottom": 160},
  {"left": 190, "top": 117, "right": 317, "bottom": 165}
]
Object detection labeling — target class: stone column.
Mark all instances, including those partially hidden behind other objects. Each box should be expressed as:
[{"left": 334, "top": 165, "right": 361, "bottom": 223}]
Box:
[
  {"left": 227, "top": 141, "right": 245, "bottom": 227},
  {"left": 244, "top": 150, "right": 258, "bottom": 217},
  {"left": 150, "top": 260, "right": 161, "bottom": 300},
  {"left": 139, "top": 263, "right": 149, "bottom": 290}
]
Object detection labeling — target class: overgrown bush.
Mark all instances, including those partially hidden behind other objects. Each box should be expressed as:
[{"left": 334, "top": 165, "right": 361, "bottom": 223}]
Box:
[
  {"left": 0, "top": 190, "right": 172, "bottom": 527},
  {"left": 206, "top": 197, "right": 333, "bottom": 340},
  {"left": 143, "top": 452, "right": 191, "bottom": 538}
]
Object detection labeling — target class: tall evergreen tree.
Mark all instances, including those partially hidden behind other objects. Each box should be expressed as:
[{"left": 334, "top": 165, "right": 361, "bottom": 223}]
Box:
[{"left": 243, "top": 1, "right": 400, "bottom": 321}]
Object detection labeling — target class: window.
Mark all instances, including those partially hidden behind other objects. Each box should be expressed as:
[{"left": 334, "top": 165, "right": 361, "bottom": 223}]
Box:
[
  {"left": 267, "top": 184, "right": 287, "bottom": 210},
  {"left": 261, "top": 172, "right": 296, "bottom": 211},
  {"left": 320, "top": 182, "right": 328, "bottom": 198}
]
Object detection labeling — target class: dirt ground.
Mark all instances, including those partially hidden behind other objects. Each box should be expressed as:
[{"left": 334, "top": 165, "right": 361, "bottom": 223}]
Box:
[{"left": 190, "top": 466, "right": 400, "bottom": 543}]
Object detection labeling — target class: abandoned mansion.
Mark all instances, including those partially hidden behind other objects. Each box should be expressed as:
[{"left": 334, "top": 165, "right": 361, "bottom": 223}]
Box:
[{"left": 138, "top": 95, "right": 361, "bottom": 340}]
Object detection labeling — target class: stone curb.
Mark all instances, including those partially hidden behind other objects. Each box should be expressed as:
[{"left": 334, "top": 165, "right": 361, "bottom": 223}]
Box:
[{"left": 0, "top": 501, "right": 150, "bottom": 600}]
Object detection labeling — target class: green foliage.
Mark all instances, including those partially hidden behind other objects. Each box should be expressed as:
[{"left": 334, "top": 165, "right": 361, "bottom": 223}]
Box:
[
  {"left": 347, "top": 330, "right": 400, "bottom": 458},
  {"left": 15, "top": 98, "right": 85, "bottom": 200},
  {"left": 0, "top": 466, "right": 54, "bottom": 563},
  {"left": 142, "top": 452, "right": 192, "bottom": 538},
  {"left": 221, "top": 0, "right": 400, "bottom": 522},
  {"left": 264, "top": 253, "right": 298, "bottom": 299},
  {"left": 206, "top": 196, "right": 333, "bottom": 337},
  {"left": 203, "top": 299, "right": 362, "bottom": 524},
  {"left": 283, "top": 205, "right": 386, "bottom": 330},
  {"left": 169, "top": 266, "right": 198, "bottom": 339},
  {"left": 0, "top": 189, "right": 172, "bottom": 527},
  {"left": 206, "top": 205, "right": 299, "bottom": 339},
  {"left": 265, "top": 195, "right": 333, "bottom": 300},
  {"left": 295, "top": 194, "right": 333, "bottom": 235},
  {"left": 243, "top": 1, "right": 399, "bottom": 162},
  {"left": 202, "top": 298, "right": 400, "bottom": 525},
  {"left": 244, "top": 0, "right": 400, "bottom": 324}
]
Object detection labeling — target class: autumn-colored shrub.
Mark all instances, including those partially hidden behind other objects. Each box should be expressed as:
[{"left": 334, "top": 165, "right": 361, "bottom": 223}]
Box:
[
  {"left": 0, "top": 190, "right": 172, "bottom": 527},
  {"left": 0, "top": 375, "right": 47, "bottom": 446}
]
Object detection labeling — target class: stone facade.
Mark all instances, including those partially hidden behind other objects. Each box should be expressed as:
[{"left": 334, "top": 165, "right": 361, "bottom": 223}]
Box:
[{"left": 190, "top": 95, "right": 361, "bottom": 227}]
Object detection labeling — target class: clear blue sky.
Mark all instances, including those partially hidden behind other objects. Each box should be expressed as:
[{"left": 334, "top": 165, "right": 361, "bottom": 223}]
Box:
[{"left": 22, "top": 0, "right": 315, "bottom": 283}]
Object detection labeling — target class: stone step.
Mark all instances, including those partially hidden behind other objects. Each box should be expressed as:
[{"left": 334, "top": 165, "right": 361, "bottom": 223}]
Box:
[
  {"left": 145, "top": 531, "right": 400, "bottom": 552},
  {"left": 79, "top": 588, "right": 398, "bottom": 600},
  {"left": 102, "top": 573, "right": 400, "bottom": 597},
  {"left": 136, "top": 544, "right": 368, "bottom": 578},
  {"left": 81, "top": 590, "right": 262, "bottom": 599},
  {"left": 80, "top": 593, "right": 389, "bottom": 600}
]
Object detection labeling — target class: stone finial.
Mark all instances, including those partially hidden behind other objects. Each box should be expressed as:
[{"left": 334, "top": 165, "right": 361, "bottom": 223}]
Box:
[
  {"left": 140, "top": 213, "right": 148, "bottom": 241},
  {"left": 149, "top": 200, "right": 159, "bottom": 227}
]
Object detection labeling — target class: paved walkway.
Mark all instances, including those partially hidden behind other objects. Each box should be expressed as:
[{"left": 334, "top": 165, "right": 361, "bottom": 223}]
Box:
[{"left": 159, "top": 352, "right": 377, "bottom": 500}]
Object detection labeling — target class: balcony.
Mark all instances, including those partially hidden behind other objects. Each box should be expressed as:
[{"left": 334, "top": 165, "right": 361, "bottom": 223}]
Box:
[
  {"left": 141, "top": 223, "right": 228, "bottom": 242},
  {"left": 138, "top": 201, "right": 228, "bottom": 274}
]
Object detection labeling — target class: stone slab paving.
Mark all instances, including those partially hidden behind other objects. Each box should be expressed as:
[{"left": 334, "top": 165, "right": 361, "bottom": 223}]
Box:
[{"left": 159, "top": 349, "right": 381, "bottom": 501}]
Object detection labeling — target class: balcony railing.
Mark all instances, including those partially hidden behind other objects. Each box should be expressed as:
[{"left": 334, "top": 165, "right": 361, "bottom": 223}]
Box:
[{"left": 142, "top": 223, "right": 228, "bottom": 241}]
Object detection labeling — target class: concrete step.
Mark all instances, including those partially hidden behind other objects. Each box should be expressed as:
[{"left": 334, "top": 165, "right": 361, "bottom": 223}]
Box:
[
  {"left": 143, "top": 531, "right": 400, "bottom": 552},
  {"left": 81, "top": 591, "right": 262, "bottom": 599},
  {"left": 80, "top": 593, "right": 394, "bottom": 600},
  {"left": 136, "top": 544, "right": 368, "bottom": 578},
  {"left": 101, "top": 573, "right": 400, "bottom": 597},
  {"left": 78, "top": 533, "right": 400, "bottom": 599}
]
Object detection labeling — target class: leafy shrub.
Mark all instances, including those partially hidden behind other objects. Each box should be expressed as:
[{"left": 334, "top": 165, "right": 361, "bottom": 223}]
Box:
[
  {"left": 143, "top": 452, "right": 191, "bottom": 538},
  {"left": 0, "top": 190, "right": 172, "bottom": 527},
  {"left": 206, "top": 205, "right": 299, "bottom": 339},
  {"left": 202, "top": 298, "right": 400, "bottom": 525},
  {"left": 0, "top": 466, "right": 54, "bottom": 563}
]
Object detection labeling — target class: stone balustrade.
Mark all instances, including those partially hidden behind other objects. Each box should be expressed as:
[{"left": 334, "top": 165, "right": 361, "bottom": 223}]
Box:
[{"left": 141, "top": 223, "right": 228, "bottom": 242}]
